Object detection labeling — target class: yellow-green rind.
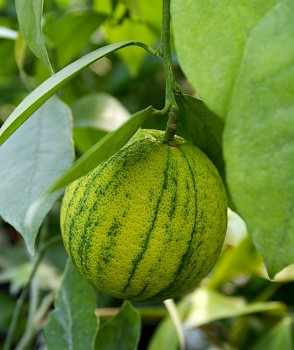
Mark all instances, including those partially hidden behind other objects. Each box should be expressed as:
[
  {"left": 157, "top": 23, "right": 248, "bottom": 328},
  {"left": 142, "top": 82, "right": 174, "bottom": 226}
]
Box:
[{"left": 60, "top": 129, "right": 228, "bottom": 302}]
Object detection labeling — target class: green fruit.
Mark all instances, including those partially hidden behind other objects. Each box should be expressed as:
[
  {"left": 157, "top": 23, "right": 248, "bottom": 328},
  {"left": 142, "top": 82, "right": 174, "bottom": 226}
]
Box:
[{"left": 60, "top": 129, "right": 227, "bottom": 302}]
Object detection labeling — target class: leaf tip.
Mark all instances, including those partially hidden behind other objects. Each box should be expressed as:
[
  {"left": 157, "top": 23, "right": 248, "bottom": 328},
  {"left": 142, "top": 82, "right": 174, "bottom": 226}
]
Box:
[
  {"left": 23, "top": 196, "right": 47, "bottom": 256},
  {"left": 27, "top": 242, "right": 36, "bottom": 256}
]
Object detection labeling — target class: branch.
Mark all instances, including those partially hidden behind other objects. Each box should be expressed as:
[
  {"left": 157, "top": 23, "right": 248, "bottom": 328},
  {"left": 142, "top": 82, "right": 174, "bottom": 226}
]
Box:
[{"left": 161, "top": 0, "right": 179, "bottom": 141}]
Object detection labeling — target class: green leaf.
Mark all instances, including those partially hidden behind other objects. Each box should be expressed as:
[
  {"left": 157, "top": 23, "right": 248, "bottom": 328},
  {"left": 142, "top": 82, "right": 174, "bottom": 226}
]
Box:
[
  {"left": 72, "top": 92, "right": 130, "bottom": 153},
  {"left": 0, "top": 292, "right": 16, "bottom": 330},
  {"left": 0, "top": 96, "right": 74, "bottom": 255},
  {"left": 133, "top": 0, "right": 162, "bottom": 31},
  {"left": 273, "top": 264, "right": 294, "bottom": 283},
  {"left": 0, "top": 262, "right": 31, "bottom": 295},
  {"left": 45, "top": 260, "right": 98, "bottom": 350},
  {"left": 223, "top": 0, "right": 294, "bottom": 276},
  {"left": 15, "top": 32, "right": 37, "bottom": 90},
  {"left": 179, "top": 94, "right": 225, "bottom": 180},
  {"left": 44, "top": 10, "right": 106, "bottom": 68},
  {"left": 104, "top": 18, "right": 157, "bottom": 74},
  {"left": 208, "top": 236, "right": 263, "bottom": 290},
  {"left": 171, "top": 0, "right": 277, "bottom": 119},
  {"left": 251, "top": 318, "right": 293, "bottom": 350},
  {"left": 49, "top": 106, "right": 156, "bottom": 192},
  {"left": 73, "top": 129, "right": 107, "bottom": 154},
  {"left": 94, "top": 301, "right": 141, "bottom": 350},
  {"left": 94, "top": 0, "right": 113, "bottom": 14},
  {"left": 184, "top": 288, "right": 285, "bottom": 329},
  {"left": 0, "top": 40, "right": 17, "bottom": 80},
  {"left": 15, "top": 0, "right": 53, "bottom": 73},
  {"left": 0, "top": 41, "right": 142, "bottom": 147}
]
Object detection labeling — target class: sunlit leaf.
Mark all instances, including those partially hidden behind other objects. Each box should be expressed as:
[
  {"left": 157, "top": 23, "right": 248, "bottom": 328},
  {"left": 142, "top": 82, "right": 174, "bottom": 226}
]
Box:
[
  {"left": 272, "top": 265, "right": 294, "bottom": 283},
  {"left": 184, "top": 288, "right": 285, "bottom": 329},
  {"left": 93, "top": 0, "right": 113, "bottom": 14}
]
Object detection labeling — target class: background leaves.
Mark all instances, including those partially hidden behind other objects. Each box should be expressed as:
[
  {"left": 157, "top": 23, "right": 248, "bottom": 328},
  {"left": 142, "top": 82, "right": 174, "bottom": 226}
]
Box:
[
  {"left": 102, "top": 0, "right": 161, "bottom": 74},
  {"left": 44, "top": 10, "right": 106, "bottom": 68},
  {"left": 0, "top": 41, "right": 140, "bottom": 146},
  {"left": 150, "top": 286, "right": 286, "bottom": 350}
]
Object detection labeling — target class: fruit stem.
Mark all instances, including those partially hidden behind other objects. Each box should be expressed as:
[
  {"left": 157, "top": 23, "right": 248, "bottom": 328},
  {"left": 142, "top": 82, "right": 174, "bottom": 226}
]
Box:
[{"left": 161, "top": 0, "right": 179, "bottom": 141}]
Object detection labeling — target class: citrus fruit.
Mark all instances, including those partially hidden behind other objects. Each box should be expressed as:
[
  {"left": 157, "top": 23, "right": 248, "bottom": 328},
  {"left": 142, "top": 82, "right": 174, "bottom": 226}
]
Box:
[{"left": 60, "top": 129, "right": 228, "bottom": 302}]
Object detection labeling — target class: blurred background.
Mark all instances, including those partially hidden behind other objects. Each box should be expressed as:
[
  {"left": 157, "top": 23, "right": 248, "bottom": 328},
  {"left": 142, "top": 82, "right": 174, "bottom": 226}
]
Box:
[{"left": 0, "top": 0, "right": 293, "bottom": 349}]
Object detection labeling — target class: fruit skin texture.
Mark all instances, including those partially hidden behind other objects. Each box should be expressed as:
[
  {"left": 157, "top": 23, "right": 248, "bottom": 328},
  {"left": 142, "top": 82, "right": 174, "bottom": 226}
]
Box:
[{"left": 60, "top": 129, "right": 228, "bottom": 302}]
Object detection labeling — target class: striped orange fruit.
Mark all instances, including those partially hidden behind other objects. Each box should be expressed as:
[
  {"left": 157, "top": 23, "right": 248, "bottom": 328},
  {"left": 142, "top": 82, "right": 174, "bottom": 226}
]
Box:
[{"left": 60, "top": 129, "right": 227, "bottom": 302}]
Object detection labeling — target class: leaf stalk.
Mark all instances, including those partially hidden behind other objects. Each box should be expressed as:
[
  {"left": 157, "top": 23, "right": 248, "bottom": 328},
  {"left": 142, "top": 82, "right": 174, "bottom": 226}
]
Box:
[{"left": 161, "top": 0, "right": 179, "bottom": 141}]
